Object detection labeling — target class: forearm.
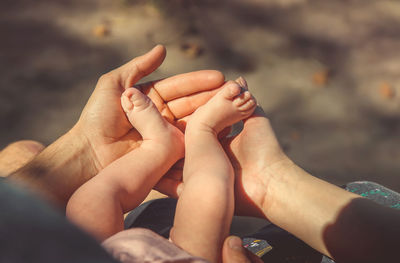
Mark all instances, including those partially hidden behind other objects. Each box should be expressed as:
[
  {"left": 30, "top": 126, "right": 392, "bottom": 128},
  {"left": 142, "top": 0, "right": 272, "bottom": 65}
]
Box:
[
  {"left": 262, "top": 162, "right": 357, "bottom": 255},
  {"left": 8, "top": 128, "right": 97, "bottom": 209},
  {"left": 261, "top": 161, "right": 400, "bottom": 262}
]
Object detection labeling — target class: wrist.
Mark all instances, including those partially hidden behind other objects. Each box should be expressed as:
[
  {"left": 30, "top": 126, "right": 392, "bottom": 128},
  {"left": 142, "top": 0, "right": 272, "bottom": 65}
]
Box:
[
  {"left": 69, "top": 124, "right": 103, "bottom": 176},
  {"left": 9, "top": 127, "right": 98, "bottom": 209},
  {"left": 235, "top": 155, "right": 296, "bottom": 219},
  {"left": 257, "top": 156, "right": 298, "bottom": 217}
]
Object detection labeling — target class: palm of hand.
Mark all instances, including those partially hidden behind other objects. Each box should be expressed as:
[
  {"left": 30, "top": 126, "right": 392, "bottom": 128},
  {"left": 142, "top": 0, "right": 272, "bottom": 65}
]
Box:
[
  {"left": 70, "top": 45, "right": 225, "bottom": 178},
  {"left": 76, "top": 77, "right": 183, "bottom": 173},
  {"left": 223, "top": 108, "right": 288, "bottom": 217},
  {"left": 73, "top": 48, "right": 224, "bottom": 178}
]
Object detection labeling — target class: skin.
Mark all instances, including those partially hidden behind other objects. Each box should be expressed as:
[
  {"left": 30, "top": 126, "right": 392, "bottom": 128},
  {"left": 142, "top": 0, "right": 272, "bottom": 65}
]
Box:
[
  {"left": 222, "top": 236, "right": 263, "bottom": 263},
  {"left": 8, "top": 45, "right": 225, "bottom": 209},
  {"left": 0, "top": 140, "right": 44, "bottom": 176},
  {"left": 160, "top": 77, "right": 400, "bottom": 262},
  {"left": 171, "top": 81, "right": 256, "bottom": 263},
  {"left": 67, "top": 88, "right": 185, "bottom": 241},
  {"left": 4, "top": 46, "right": 398, "bottom": 262},
  {"left": 221, "top": 103, "right": 400, "bottom": 262}
]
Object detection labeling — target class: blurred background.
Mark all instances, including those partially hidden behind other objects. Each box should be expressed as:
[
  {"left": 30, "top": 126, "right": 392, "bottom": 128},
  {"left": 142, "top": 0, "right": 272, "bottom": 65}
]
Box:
[{"left": 1, "top": 0, "right": 400, "bottom": 190}]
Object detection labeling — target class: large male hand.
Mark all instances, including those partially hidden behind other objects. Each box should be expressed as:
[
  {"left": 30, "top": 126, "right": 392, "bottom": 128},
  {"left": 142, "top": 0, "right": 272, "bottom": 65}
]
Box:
[
  {"left": 10, "top": 45, "right": 224, "bottom": 207},
  {"left": 74, "top": 45, "right": 224, "bottom": 176}
]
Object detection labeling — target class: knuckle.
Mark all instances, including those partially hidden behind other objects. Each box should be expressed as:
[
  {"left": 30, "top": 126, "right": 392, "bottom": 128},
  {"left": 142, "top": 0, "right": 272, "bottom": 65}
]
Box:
[
  {"left": 98, "top": 72, "right": 118, "bottom": 85},
  {"left": 98, "top": 73, "right": 110, "bottom": 83}
]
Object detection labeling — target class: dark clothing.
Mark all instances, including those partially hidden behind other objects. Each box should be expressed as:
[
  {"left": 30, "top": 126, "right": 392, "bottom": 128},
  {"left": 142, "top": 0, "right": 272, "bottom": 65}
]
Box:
[
  {"left": 0, "top": 178, "right": 118, "bottom": 263},
  {"left": 0, "top": 179, "right": 398, "bottom": 263}
]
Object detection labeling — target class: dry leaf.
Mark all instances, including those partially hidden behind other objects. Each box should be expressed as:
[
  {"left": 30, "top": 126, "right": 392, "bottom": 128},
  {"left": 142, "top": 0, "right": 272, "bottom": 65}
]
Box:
[
  {"left": 312, "top": 69, "right": 329, "bottom": 87},
  {"left": 93, "top": 24, "right": 109, "bottom": 37},
  {"left": 290, "top": 131, "right": 300, "bottom": 141},
  {"left": 180, "top": 43, "right": 203, "bottom": 58},
  {"left": 379, "top": 82, "right": 395, "bottom": 99}
]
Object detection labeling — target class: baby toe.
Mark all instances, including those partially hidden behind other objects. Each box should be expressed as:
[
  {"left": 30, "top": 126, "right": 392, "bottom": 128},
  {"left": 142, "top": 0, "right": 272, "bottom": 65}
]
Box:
[
  {"left": 235, "top": 76, "right": 248, "bottom": 90},
  {"left": 238, "top": 97, "right": 257, "bottom": 112},
  {"left": 221, "top": 82, "right": 242, "bottom": 100},
  {"left": 233, "top": 91, "right": 252, "bottom": 107},
  {"left": 129, "top": 88, "right": 153, "bottom": 110},
  {"left": 121, "top": 89, "right": 135, "bottom": 113}
]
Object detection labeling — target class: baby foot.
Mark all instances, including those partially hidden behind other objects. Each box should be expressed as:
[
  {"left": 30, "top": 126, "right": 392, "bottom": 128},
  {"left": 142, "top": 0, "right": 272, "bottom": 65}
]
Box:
[
  {"left": 188, "top": 80, "right": 256, "bottom": 133},
  {"left": 121, "top": 88, "right": 184, "bottom": 149}
]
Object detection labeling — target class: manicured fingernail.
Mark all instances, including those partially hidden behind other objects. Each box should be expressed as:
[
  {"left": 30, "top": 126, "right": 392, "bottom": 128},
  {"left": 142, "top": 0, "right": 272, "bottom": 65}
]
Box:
[{"left": 228, "top": 236, "right": 243, "bottom": 251}]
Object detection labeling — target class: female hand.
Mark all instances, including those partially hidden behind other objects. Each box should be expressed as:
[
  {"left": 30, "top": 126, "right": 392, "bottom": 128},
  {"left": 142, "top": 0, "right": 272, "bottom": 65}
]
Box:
[
  {"left": 222, "top": 104, "right": 291, "bottom": 217},
  {"left": 156, "top": 78, "right": 291, "bottom": 206}
]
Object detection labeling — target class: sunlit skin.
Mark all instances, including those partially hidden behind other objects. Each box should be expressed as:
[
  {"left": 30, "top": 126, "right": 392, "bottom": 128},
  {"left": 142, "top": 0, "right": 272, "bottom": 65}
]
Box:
[
  {"left": 67, "top": 80, "right": 258, "bottom": 257},
  {"left": 67, "top": 87, "right": 185, "bottom": 241},
  {"left": 9, "top": 45, "right": 225, "bottom": 208},
  {"left": 171, "top": 80, "right": 256, "bottom": 263},
  {"left": 159, "top": 78, "right": 400, "bottom": 262},
  {"left": 8, "top": 45, "right": 400, "bottom": 263}
]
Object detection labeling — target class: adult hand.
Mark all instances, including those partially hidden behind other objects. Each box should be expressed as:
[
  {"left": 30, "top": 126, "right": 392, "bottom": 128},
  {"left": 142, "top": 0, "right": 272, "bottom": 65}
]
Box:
[
  {"left": 157, "top": 77, "right": 291, "bottom": 203},
  {"left": 10, "top": 45, "right": 225, "bottom": 207},
  {"left": 222, "top": 236, "right": 263, "bottom": 263},
  {"left": 75, "top": 45, "right": 224, "bottom": 174},
  {"left": 221, "top": 78, "right": 291, "bottom": 217},
  {"left": 223, "top": 99, "right": 400, "bottom": 262}
]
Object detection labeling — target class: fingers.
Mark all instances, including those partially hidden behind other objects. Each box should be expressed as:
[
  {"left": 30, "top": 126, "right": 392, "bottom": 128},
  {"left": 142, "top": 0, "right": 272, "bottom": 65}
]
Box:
[
  {"left": 222, "top": 236, "right": 263, "bottom": 263},
  {"left": 158, "top": 70, "right": 225, "bottom": 119},
  {"left": 167, "top": 78, "right": 249, "bottom": 123},
  {"left": 167, "top": 88, "right": 220, "bottom": 119},
  {"left": 153, "top": 70, "right": 225, "bottom": 101},
  {"left": 138, "top": 70, "right": 225, "bottom": 121},
  {"left": 167, "top": 84, "right": 225, "bottom": 119},
  {"left": 141, "top": 85, "right": 176, "bottom": 123},
  {"left": 117, "top": 45, "right": 167, "bottom": 89}
]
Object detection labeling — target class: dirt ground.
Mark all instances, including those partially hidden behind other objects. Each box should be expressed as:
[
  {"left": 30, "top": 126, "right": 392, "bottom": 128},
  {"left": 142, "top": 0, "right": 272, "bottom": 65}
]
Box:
[{"left": 1, "top": 0, "right": 400, "bottom": 191}]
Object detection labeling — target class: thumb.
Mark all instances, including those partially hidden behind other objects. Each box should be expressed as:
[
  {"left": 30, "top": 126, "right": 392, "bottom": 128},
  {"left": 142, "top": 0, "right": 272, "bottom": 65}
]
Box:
[
  {"left": 222, "top": 236, "right": 263, "bottom": 263},
  {"left": 118, "top": 45, "right": 167, "bottom": 89}
]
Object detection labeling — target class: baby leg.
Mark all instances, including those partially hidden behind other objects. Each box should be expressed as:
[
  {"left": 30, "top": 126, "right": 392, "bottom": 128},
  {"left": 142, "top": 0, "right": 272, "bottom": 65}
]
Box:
[
  {"left": 171, "top": 81, "right": 256, "bottom": 262},
  {"left": 67, "top": 88, "right": 183, "bottom": 241}
]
